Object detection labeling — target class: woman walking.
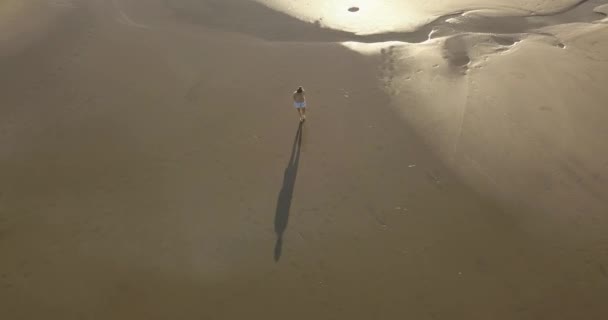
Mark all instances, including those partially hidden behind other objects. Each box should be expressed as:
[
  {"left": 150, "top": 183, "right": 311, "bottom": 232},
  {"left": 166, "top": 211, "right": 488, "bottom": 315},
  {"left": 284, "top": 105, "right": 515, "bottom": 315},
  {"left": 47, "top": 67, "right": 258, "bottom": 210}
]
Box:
[{"left": 292, "top": 86, "right": 306, "bottom": 122}]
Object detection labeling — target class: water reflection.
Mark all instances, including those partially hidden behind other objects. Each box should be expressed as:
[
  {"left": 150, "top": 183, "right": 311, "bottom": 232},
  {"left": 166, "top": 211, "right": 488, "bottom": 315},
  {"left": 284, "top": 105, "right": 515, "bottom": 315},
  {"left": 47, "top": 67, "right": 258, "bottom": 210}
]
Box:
[
  {"left": 258, "top": 0, "right": 425, "bottom": 35},
  {"left": 256, "top": 0, "right": 585, "bottom": 35}
]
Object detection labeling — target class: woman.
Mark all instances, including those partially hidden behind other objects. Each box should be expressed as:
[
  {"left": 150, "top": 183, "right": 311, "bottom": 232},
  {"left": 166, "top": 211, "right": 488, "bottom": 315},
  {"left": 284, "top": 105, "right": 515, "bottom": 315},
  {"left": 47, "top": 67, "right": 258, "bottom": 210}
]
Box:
[{"left": 292, "top": 86, "right": 306, "bottom": 122}]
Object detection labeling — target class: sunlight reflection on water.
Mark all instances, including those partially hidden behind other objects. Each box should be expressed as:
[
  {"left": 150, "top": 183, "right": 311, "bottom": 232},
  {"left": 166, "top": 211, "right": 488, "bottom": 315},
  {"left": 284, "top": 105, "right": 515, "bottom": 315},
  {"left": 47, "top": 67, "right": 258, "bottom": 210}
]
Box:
[{"left": 256, "top": 0, "right": 584, "bottom": 35}]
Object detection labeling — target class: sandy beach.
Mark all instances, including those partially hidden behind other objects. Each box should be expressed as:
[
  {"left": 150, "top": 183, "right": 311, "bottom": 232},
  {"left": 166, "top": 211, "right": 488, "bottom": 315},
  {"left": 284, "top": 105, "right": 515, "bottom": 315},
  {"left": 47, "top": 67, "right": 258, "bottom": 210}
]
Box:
[{"left": 1, "top": 0, "right": 608, "bottom": 319}]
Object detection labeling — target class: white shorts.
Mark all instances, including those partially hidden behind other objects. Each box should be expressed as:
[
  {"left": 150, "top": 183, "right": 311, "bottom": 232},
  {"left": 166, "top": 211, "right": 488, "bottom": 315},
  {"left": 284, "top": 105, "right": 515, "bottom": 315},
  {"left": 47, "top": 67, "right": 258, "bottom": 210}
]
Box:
[{"left": 294, "top": 101, "right": 306, "bottom": 109}]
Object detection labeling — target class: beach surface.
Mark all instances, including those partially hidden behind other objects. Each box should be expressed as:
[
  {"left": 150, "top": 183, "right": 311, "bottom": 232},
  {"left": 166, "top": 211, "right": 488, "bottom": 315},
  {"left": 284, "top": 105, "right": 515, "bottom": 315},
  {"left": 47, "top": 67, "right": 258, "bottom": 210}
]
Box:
[{"left": 1, "top": 0, "right": 608, "bottom": 319}]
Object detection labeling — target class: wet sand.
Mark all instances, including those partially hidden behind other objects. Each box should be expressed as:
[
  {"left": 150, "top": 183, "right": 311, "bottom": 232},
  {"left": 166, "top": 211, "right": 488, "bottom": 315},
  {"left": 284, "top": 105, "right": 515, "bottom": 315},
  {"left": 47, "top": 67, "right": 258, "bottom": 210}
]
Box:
[{"left": 1, "top": 1, "right": 608, "bottom": 319}]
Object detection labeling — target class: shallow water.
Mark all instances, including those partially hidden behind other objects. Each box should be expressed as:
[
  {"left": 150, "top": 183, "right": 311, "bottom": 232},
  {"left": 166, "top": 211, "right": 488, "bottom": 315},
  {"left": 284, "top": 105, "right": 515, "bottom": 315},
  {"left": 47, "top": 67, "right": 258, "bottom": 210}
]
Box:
[{"left": 257, "top": 0, "right": 587, "bottom": 34}]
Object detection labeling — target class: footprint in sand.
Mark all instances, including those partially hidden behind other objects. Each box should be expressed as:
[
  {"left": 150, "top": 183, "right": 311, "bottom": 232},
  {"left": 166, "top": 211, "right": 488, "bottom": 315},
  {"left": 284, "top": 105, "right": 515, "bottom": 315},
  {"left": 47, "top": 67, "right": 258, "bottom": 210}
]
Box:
[
  {"left": 426, "top": 170, "right": 444, "bottom": 189},
  {"left": 380, "top": 46, "right": 398, "bottom": 95}
]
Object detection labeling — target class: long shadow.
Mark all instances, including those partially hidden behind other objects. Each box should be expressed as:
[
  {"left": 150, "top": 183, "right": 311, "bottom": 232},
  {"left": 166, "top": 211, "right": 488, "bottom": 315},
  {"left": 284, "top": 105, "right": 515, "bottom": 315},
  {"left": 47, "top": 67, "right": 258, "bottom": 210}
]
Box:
[{"left": 273, "top": 122, "right": 303, "bottom": 262}]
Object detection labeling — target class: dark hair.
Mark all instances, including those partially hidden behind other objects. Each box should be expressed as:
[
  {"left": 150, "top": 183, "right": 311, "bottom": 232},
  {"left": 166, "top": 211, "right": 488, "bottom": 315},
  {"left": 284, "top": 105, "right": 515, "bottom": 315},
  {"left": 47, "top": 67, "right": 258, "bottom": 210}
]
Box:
[{"left": 297, "top": 86, "right": 303, "bottom": 93}]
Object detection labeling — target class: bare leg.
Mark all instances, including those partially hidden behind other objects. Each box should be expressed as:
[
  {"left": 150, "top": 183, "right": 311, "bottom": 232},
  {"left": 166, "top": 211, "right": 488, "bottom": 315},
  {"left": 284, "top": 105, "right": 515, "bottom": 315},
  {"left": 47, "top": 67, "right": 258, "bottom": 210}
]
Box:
[
  {"left": 302, "top": 108, "right": 306, "bottom": 120},
  {"left": 297, "top": 108, "right": 303, "bottom": 121}
]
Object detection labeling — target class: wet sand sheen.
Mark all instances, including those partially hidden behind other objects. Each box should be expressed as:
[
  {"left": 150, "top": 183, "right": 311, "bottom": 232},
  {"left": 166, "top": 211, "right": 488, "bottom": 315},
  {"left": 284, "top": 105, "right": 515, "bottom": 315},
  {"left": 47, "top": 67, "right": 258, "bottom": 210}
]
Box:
[
  {"left": 257, "top": 0, "right": 593, "bottom": 34},
  {"left": 1, "top": 0, "right": 608, "bottom": 319}
]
